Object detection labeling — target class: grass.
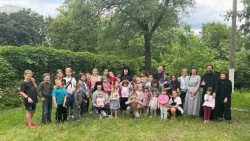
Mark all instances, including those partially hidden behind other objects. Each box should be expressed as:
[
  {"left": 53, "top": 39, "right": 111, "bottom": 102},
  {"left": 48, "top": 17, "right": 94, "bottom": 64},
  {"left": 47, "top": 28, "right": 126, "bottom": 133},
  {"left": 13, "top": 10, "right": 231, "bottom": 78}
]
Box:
[{"left": 0, "top": 92, "right": 250, "bottom": 141}]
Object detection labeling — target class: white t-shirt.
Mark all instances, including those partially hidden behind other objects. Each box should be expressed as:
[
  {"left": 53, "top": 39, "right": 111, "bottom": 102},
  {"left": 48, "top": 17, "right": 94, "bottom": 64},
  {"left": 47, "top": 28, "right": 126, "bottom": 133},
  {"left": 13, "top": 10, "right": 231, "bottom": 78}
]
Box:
[
  {"left": 64, "top": 77, "right": 77, "bottom": 94},
  {"left": 169, "top": 96, "right": 183, "bottom": 114},
  {"left": 121, "top": 86, "right": 130, "bottom": 98}
]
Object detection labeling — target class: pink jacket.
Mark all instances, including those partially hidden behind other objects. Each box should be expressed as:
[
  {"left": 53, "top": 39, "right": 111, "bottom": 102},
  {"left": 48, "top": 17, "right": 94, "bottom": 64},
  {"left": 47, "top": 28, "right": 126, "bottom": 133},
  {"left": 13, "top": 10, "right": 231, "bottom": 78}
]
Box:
[{"left": 158, "top": 94, "right": 169, "bottom": 106}]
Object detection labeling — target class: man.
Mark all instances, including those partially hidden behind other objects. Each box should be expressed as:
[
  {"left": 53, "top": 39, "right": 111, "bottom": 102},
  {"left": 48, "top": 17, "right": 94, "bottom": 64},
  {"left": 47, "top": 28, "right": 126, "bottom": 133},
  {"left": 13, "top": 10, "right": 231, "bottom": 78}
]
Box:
[
  {"left": 200, "top": 64, "right": 218, "bottom": 119},
  {"left": 156, "top": 66, "right": 164, "bottom": 82}
]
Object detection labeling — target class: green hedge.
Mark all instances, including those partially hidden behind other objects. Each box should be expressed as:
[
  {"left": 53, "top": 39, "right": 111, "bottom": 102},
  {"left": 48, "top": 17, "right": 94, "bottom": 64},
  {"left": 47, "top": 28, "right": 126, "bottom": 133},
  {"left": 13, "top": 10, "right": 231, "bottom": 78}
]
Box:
[{"left": 0, "top": 45, "right": 144, "bottom": 82}]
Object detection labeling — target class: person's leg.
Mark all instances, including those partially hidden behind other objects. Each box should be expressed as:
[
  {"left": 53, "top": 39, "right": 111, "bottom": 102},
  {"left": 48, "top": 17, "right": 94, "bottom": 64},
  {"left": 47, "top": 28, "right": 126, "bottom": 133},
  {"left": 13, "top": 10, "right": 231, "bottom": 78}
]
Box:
[
  {"left": 62, "top": 106, "right": 68, "bottom": 122},
  {"left": 114, "top": 109, "right": 118, "bottom": 118},
  {"left": 163, "top": 107, "right": 168, "bottom": 119},
  {"left": 42, "top": 99, "right": 48, "bottom": 123},
  {"left": 170, "top": 108, "right": 176, "bottom": 119},
  {"left": 203, "top": 106, "right": 208, "bottom": 121},
  {"left": 125, "top": 106, "right": 132, "bottom": 116},
  {"left": 26, "top": 111, "right": 32, "bottom": 126},
  {"left": 224, "top": 102, "right": 232, "bottom": 121},
  {"left": 80, "top": 101, "right": 85, "bottom": 116},
  {"left": 160, "top": 107, "right": 164, "bottom": 119},
  {"left": 207, "top": 107, "right": 212, "bottom": 121},
  {"left": 133, "top": 109, "right": 140, "bottom": 118},
  {"left": 57, "top": 104, "right": 63, "bottom": 122},
  {"left": 47, "top": 98, "right": 52, "bottom": 122},
  {"left": 180, "top": 91, "right": 186, "bottom": 108},
  {"left": 86, "top": 98, "right": 89, "bottom": 112}
]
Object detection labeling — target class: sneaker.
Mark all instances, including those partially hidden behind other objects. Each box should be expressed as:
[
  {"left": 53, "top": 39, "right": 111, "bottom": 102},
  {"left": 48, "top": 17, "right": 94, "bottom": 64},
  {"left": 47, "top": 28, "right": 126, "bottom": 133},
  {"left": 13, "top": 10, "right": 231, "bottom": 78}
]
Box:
[{"left": 228, "top": 120, "right": 232, "bottom": 124}]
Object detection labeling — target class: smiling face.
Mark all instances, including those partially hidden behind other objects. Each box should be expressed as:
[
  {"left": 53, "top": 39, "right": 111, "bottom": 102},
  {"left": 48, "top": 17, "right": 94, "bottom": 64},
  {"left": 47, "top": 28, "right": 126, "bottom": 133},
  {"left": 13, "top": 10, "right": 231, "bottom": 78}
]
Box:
[
  {"left": 123, "top": 69, "right": 128, "bottom": 75},
  {"left": 220, "top": 73, "right": 227, "bottom": 80},
  {"left": 24, "top": 73, "right": 32, "bottom": 81},
  {"left": 44, "top": 75, "right": 50, "bottom": 82},
  {"left": 92, "top": 68, "right": 98, "bottom": 76},
  {"left": 172, "top": 90, "right": 178, "bottom": 98},
  {"left": 97, "top": 84, "right": 102, "bottom": 90},
  {"left": 206, "top": 65, "right": 213, "bottom": 73},
  {"left": 65, "top": 68, "right": 72, "bottom": 77},
  {"left": 191, "top": 69, "right": 197, "bottom": 75},
  {"left": 103, "top": 69, "right": 109, "bottom": 76}
]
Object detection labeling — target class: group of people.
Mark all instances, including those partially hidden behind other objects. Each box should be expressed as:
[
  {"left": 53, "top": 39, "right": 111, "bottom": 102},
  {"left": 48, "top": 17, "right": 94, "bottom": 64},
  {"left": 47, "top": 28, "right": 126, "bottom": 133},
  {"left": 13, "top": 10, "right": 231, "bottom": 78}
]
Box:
[{"left": 19, "top": 64, "right": 232, "bottom": 129}]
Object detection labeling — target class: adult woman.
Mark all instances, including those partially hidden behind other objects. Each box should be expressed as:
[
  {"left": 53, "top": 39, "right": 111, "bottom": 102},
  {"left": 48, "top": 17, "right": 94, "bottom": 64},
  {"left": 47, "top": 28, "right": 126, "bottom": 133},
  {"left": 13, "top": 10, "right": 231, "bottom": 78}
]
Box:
[
  {"left": 119, "top": 67, "right": 133, "bottom": 82},
  {"left": 215, "top": 71, "right": 232, "bottom": 123},
  {"left": 92, "top": 81, "right": 110, "bottom": 117},
  {"left": 184, "top": 68, "right": 201, "bottom": 116}
]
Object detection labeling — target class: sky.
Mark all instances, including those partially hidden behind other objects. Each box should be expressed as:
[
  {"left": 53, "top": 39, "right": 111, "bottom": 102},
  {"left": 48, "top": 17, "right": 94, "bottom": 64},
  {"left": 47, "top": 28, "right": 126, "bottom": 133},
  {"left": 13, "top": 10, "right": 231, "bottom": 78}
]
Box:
[{"left": 0, "top": 0, "right": 244, "bottom": 33}]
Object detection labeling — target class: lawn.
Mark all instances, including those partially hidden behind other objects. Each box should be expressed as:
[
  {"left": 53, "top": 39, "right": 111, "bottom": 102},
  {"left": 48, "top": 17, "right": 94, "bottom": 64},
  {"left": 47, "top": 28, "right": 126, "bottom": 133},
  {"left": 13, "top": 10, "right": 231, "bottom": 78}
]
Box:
[{"left": 0, "top": 92, "right": 249, "bottom": 141}]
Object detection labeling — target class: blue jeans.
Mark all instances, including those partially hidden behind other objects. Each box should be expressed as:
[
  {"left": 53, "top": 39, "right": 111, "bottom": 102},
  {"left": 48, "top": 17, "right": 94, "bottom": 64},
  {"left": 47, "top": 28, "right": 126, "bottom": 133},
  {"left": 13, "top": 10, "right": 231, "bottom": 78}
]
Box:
[{"left": 160, "top": 107, "right": 168, "bottom": 119}]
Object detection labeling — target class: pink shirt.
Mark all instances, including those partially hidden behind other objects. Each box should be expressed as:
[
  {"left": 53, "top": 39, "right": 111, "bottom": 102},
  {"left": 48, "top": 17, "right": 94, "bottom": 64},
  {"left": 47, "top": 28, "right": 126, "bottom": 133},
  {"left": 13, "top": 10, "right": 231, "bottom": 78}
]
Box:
[
  {"left": 158, "top": 94, "right": 169, "bottom": 106},
  {"left": 203, "top": 94, "right": 215, "bottom": 108}
]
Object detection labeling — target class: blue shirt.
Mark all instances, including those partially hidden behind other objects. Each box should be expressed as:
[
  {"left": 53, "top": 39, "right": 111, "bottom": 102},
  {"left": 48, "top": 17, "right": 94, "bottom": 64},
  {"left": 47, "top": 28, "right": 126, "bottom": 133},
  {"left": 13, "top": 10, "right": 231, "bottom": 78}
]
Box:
[{"left": 52, "top": 87, "right": 67, "bottom": 105}]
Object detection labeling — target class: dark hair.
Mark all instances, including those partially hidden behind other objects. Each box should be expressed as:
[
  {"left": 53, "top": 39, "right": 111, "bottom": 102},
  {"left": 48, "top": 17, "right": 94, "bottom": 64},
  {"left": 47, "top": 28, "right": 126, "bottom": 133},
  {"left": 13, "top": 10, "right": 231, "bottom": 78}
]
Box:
[
  {"left": 141, "top": 70, "right": 149, "bottom": 77},
  {"left": 191, "top": 67, "right": 198, "bottom": 75},
  {"left": 93, "top": 81, "right": 104, "bottom": 92},
  {"left": 121, "top": 66, "right": 131, "bottom": 76},
  {"left": 79, "top": 73, "right": 86, "bottom": 82},
  {"left": 206, "top": 64, "right": 214, "bottom": 69},
  {"left": 151, "top": 79, "right": 159, "bottom": 88},
  {"left": 206, "top": 87, "right": 213, "bottom": 95}
]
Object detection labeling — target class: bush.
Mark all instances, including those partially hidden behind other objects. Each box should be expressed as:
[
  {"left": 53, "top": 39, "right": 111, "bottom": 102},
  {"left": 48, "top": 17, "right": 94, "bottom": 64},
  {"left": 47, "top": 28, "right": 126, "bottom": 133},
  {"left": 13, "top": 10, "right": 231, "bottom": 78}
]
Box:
[
  {"left": 0, "top": 56, "right": 17, "bottom": 89},
  {"left": 0, "top": 45, "right": 144, "bottom": 82},
  {"left": 0, "top": 85, "right": 22, "bottom": 110}
]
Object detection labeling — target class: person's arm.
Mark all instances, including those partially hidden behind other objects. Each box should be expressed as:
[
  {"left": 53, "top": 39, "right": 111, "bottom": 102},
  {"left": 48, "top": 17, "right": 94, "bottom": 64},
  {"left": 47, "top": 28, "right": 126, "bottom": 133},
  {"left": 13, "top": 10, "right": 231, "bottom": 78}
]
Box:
[
  {"left": 52, "top": 96, "right": 57, "bottom": 108},
  {"left": 194, "top": 76, "right": 201, "bottom": 94},
  {"left": 73, "top": 92, "right": 79, "bottom": 107},
  {"left": 224, "top": 80, "right": 232, "bottom": 103},
  {"left": 19, "top": 83, "right": 33, "bottom": 103},
  {"left": 63, "top": 96, "right": 67, "bottom": 107}
]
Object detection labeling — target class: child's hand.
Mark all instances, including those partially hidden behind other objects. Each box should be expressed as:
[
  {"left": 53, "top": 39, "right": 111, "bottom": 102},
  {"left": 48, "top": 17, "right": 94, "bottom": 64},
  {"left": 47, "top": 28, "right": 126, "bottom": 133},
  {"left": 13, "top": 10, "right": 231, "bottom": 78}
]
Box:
[
  {"left": 63, "top": 103, "right": 66, "bottom": 107},
  {"left": 42, "top": 97, "right": 45, "bottom": 101},
  {"left": 54, "top": 105, "right": 58, "bottom": 108},
  {"left": 223, "top": 97, "right": 228, "bottom": 103},
  {"left": 27, "top": 97, "right": 33, "bottom": 103}
]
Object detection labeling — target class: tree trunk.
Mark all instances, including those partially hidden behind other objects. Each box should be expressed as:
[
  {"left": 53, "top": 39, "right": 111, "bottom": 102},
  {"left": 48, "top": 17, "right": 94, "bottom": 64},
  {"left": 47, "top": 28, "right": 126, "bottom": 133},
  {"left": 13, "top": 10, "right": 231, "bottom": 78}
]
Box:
[{"left": 144, "top": 33, "right": 152, "bottom": 73}]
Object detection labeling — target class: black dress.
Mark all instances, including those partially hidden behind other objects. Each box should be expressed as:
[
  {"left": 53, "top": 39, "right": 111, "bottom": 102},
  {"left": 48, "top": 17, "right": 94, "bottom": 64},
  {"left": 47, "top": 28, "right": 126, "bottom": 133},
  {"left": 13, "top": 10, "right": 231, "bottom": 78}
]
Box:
[
  {"left": 200, "top": 72, "right": 219, "bottom": 119},
  {"left": 215, "top": 79, "right": 232, "bottom": 120}
]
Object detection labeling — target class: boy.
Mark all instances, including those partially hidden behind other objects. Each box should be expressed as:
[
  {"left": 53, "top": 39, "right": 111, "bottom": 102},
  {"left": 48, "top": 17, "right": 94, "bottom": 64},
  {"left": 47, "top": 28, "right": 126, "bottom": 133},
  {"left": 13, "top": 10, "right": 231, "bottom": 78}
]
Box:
[
  {"left": 19, "top": 70, "right": 38, "bottom": 128},
  {"left": 52, "top": 80, "right": 67, "bottom": 123},
  {"left": 37, "top": 73, "right": 53, "bottom": 124},
  {"left": 63, "top": 68, "right": 77, "bottom": 118}
]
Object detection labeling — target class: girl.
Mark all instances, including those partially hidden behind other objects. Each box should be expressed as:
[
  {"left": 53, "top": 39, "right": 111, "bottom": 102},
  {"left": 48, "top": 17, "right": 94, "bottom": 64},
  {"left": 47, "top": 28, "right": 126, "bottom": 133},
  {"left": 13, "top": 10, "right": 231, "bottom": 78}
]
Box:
[
  {"left": 52, "top": 80, "right": 67, "bottom": 123},
  {"left": 125, "top": 91, "right": 143, "bottom": 118},
  {"left": 109, "top": 86, "right": 120, "bottom": 118},
  {"left": 102, "top": 76, "right": 111, "bottom": 95},
  {"left": 109, "top": 71, "right": 117, "bottom": 86},
  {"left": 142, "top": 86, "right": 151, "bottom": 115},
  {"left": 136, "top": 83, "right": 144, "bottom": 114},
  {"left": 140, "top": 70, "right": 150, "bottom": 86},
  {"left": 145, "top": 75, "right": 154, "bottom": 90},
  {"left": 94, "top": 91, "right": 107, "bottom": 118},
  {"left": 170, "top": 75, "right": 180, "bottom": 93},
  {"left": 78, "top": 73, "right": 89, "bottom": 116},
  {"left": 149, "top": 90, "right": 159, "bottom": 117},
  {"left": 158, "top": 88, "right": 170, "bottom": 120},
  {"left": 120, "top": 80, "right": 131, "bottom": 112},
  {"left": 202, "top": 87, "right": 215, "bottom": 123},
  {"left": 55, "top": 69, "right": 65, "bottom": 85},
  {"left": 19, "top": 70, "right": 38, "bottom": 128},
  {"left": 72, "top": 84, "right": 83, "bottom": 120},
  {"left": 119, "top": 67, "right": 133, "bottom": 82},
  {"left": 90, "top": 68, "right": 102, "bottom": 90},
  {"left": 168, "top": 90, "right": 183, "bottom": 119}
]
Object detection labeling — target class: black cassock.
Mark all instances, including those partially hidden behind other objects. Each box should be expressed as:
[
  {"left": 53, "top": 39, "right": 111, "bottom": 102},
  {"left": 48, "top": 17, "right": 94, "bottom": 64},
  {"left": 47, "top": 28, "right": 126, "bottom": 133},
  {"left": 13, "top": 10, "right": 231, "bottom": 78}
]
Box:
[
  {"left": 200, "top": 72, "right": 219, "bottom": 119},
  {"left": 215, "top": 79, "right": 232, "bottom": 120}
]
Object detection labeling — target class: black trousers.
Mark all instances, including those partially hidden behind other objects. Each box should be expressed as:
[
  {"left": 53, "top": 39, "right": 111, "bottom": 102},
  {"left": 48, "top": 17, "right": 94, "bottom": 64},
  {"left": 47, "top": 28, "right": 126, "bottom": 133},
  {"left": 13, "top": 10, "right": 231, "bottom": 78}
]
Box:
[
  {"left": 180, "top": 91, "right": 187, "bottom": 108},
  {"left": 57, "top": 104, "right": 67, "bottom": 122}
]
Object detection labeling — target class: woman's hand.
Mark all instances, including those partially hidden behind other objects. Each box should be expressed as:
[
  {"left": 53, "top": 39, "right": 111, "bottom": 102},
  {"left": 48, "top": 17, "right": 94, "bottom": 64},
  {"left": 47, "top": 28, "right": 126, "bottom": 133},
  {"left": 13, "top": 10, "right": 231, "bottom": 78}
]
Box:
[{"left": 223, "top": 97, "right": 228, "bottom": 103}]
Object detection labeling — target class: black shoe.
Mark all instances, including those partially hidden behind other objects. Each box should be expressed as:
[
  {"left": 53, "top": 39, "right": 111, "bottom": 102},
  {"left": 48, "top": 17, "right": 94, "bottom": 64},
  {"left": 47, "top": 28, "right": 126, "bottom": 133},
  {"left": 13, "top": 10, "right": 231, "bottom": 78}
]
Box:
[{"left": 228, "top": 120, "right": 232, "bottom": 124}]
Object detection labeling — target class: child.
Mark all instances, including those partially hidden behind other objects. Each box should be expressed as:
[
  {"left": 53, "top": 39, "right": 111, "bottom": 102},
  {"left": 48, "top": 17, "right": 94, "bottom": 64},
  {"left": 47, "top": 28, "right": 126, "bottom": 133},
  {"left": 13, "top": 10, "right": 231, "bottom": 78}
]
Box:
[
  {"left": 109, "top": 71, "right": 117, "bottom": 86},
  {"left": 19, "top": 70, "right": 38, "bottom": 128},
  {"left": 136, "top": 83, "right": 144, "bottom": 114},
  {"left": 37, "top": 73, "right": 53, "bottom": 124},
  {"left": 109, "top": 86, "right": 120, "bottom": 118},
  {"left": 72, "top": 84, "right": 84, "bottom": 120},
  {"left": 120, "top": 80, "right": 131, "bottom": 112},
  {"left": 202, "top": 87, "right": 215, "bottom": 123},
  {"left": 102, "top": 76, "right": 111, "bottom": 95},
  {"left": 52, "top": 80, "right": 67, "bottom": 123},
  {"left": 149, "top": 90, "right": 159, "bottom": 117},
  {"left": 64, "top": 68, "right": 77, "bottom": 117},
  {"left": 158, "top": 88, "right": 170, "bottom": 120},
  {"left": 168, "top": 90, "right": 183, "bottom": 119},
  {"left": 78, "top": 73, "right": 89, "bottom": 116},
  {"left": 142, "top": 86, "right": 151, "bottom": 115},
  {"left": 93, "top": 91, "right": 107, "bottom": 118},
  {"left": 125, "top": 91, "right": 143, "bottom": 118}
]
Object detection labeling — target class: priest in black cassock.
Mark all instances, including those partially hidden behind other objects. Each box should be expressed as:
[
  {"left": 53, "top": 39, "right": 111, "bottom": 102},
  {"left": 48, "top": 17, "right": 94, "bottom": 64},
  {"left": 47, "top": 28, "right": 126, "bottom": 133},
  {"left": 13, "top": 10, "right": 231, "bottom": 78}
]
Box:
[
  {"left": 216, "top": 71, "right": 232, "bottom": 123},
  {"left": 200, "top": 64, "right": 219, "bottom": 119}
]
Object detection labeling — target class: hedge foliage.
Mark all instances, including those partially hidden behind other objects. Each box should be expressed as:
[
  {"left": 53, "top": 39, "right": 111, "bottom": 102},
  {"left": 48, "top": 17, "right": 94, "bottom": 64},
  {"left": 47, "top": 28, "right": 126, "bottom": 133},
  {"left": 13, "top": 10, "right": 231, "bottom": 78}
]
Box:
[{"left": 0, "top": 45, "right": 144, "bottom": 82}]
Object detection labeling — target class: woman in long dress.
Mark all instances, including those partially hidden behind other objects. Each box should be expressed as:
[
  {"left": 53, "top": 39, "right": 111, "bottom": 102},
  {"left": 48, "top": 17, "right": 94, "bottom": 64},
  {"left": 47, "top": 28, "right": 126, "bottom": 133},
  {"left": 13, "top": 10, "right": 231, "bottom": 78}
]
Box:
[{"left": 184, "top": 68, "right": 201, "bottom": 116}]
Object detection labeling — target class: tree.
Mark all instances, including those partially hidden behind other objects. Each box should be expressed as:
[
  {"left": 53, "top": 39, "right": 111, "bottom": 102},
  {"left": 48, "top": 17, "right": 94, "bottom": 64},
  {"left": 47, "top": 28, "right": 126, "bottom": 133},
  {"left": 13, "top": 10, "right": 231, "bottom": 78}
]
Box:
[
  {"left": 96, "top": 0, "right": 194, "bottom": 72},
  {"left": 0, "top": 9, "right": 46, "bottom": 46}
]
